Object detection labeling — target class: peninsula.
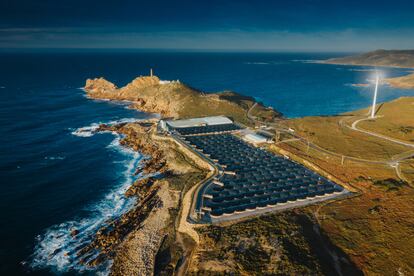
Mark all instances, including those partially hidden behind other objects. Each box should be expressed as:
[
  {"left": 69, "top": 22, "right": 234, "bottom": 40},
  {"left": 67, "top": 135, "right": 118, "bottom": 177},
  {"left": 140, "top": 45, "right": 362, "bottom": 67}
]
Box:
[
  {"left": 85, "top": 75, "right": 279, "bottom": 123},
  {"left": 324, "top": 49, "right": 414, "bottom": 68},
  {"left": 323, "top": 49, "right": 414, "bottom": 89},
  {"left": 80, "top": 73, "right": 414, "bottom": 275}
]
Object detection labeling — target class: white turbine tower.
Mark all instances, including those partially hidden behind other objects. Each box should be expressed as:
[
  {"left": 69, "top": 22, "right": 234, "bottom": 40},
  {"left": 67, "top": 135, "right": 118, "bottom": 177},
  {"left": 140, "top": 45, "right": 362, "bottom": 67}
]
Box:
[{"left": 370, "top": 72, "right": 380, "bottom": 118}]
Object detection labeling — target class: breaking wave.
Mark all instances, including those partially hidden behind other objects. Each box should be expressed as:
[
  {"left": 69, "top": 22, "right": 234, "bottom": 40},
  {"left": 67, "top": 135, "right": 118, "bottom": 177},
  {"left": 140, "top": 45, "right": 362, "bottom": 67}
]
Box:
[
  {"left": 71, "top": 118, "right": 139, "bottom": 137},
  {"left": 44, "top": 156, "right": 66, "bottom": 160},
  {"left": 29, "top": 121, "right": 144, "bottom": 274},
  {"left": 291, "top": 59, "right": 320, "bottom": 63},
  {"left": 244, "top": 62, "right": 270, "bottom": 65},
  {"left": 344, "top": 83, "right": 370, "bottom": 88},
  {"left": 347, "top": 68, "right": 377, "bottom": 72}
]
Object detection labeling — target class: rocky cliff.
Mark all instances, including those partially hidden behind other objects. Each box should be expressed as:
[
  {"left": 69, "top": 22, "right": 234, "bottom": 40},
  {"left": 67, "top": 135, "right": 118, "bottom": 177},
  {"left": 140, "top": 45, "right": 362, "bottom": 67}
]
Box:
[{"left": 84, "top": 75, "right": 280, "bottom": 123}]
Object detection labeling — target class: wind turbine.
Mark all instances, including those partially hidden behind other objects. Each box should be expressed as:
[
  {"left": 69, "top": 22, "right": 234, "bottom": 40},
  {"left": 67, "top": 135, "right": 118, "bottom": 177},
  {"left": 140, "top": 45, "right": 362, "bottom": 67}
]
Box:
[{"left": 370, "top": 72, "right": 380, "bottom": 118}]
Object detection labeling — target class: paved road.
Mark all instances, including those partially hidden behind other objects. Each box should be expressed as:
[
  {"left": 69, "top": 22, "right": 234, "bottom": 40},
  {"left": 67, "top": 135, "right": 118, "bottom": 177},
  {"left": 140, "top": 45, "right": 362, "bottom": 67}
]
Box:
[
  {"left": 248, "top": 104, "right": 414, "bottom": 183},
  {"left": 171, "top": 134, "right": 222, "bottom": 222},
  {"left": 351, "top": 117, "right": 414, "bottom": 148},
  {"left": 250, "top": 103, "right": 414, "bottom": 165}
]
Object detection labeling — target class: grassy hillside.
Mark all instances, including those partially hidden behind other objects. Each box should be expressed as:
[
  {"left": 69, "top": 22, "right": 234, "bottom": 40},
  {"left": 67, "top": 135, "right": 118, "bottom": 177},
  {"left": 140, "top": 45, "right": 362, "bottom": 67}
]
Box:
[
  {"left": 266, "top": 97, "right": 414, "bottom": 275},
  {"left": 356, "top": 97, "right": 414, "bottom": 142},
  {"left": 85, "top": 76, "right": 280, "bottom": 125}
]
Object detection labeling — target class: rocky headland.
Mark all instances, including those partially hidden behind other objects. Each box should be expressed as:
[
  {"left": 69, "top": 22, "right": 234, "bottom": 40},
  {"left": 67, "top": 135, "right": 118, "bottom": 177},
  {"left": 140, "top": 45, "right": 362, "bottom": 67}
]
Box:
[
  {"left": 323, "top": 49, "right": 414, "bottom": 68},
  {"left": 322, "top": 49, "right": 414, "bottom": 89},
  {"left": 84, "top": 75, "right": 280, "bottom": 123}
]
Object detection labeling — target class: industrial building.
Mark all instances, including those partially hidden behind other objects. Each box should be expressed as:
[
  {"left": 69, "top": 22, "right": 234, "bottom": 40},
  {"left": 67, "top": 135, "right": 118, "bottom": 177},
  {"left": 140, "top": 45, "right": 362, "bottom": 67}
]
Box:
[
  {"left": 165, "top": 116, "right": 346, "bottom": 223},
  {"left": 242, "top": 133, "right": 269, "bottom": 144},
  {"left": 181, "top": 133, "right": 344, "bottom": 222},
  {"left": 159, "top": 116, "right": 242, "bottom": 135}
]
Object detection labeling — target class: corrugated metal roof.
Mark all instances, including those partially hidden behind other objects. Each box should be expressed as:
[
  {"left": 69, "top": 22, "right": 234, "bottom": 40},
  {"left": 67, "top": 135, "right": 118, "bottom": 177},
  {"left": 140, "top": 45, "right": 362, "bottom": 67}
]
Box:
[
  {"left": 166, "top": 116, "right": 232, "bottom": 128},
  {"left": 243, "top": 133, "right": 268, "bottom": 143}
]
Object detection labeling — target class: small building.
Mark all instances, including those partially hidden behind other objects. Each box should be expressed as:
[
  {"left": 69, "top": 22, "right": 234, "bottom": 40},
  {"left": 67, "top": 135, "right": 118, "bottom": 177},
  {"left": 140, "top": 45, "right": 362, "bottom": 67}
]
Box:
[{"left": 243, "top": 133, "right": 269, "bottom": 144}]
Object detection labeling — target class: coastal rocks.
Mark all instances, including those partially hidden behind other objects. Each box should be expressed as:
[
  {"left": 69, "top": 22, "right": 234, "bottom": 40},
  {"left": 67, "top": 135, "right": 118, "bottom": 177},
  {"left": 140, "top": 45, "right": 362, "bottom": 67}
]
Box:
[
  {"left": 76, "top": 122, "right": 172, "bottom": 269},
  {"left": 110, "top": 182, "right": 178, "bottom": 276},
  {"left": 125, "top": 177, "right": 154, "bottom": 197},
  {"left": 123, "top": 76, "right": 160, "bottom": 91},
  {"left": 85, "top": 77, "right": 118, "bottom": 93},
  {"left": 78, "top": 185, "right": 162, "bottom": 267},
  {"left": 70, "top": 228, "right": 79, "bottom": 237}
]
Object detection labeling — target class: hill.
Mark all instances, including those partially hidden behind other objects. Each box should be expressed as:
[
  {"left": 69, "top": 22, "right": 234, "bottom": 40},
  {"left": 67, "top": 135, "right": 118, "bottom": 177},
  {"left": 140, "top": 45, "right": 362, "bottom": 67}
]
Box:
[
  {"left": 323, "top": 49, "right": 414, "bottom": 68},
  {"left": 386, "top": 72, "right": 414, "bottom": 89},
  {"left": 84, "top": 75, "right": 280, "bottom": 124}
]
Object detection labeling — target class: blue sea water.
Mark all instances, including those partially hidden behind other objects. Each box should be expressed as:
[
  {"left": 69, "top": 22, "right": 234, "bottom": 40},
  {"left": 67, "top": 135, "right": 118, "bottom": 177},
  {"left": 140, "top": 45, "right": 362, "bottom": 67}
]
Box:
[{"left": 0, "top": 52, "right": 413, "bottom": 275}]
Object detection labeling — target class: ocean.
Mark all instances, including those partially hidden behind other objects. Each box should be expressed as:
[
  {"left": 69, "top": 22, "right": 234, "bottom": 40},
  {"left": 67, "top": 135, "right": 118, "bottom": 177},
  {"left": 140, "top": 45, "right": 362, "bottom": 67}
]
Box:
[{"left": 0, "top": 51, "right": 413, "bottom": 275}]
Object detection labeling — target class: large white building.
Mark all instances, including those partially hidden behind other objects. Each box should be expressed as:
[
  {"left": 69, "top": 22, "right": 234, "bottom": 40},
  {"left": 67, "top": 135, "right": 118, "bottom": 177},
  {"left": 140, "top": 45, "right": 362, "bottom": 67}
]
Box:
[{"left": 159, "top": 115, "right": 233, "bottom": 131}]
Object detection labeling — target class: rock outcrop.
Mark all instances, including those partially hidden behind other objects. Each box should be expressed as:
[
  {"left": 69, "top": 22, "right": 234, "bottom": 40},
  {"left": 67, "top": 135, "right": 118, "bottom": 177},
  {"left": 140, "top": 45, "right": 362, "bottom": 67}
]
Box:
[
  {"left": 85, "top": 77, "right": 118, "bottom": 93},
  {"left": 84, "top": 75, "right": 280, "bottom": 123},
  {"left": 76, "top": 121, "right": 208, "bottom": 273}
]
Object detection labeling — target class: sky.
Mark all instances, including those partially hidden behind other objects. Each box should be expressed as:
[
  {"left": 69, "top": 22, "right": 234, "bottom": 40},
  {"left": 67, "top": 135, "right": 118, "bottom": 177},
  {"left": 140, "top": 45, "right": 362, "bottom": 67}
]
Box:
[{"left": 1, "top": 0, "right": 413, "bottom": 51}]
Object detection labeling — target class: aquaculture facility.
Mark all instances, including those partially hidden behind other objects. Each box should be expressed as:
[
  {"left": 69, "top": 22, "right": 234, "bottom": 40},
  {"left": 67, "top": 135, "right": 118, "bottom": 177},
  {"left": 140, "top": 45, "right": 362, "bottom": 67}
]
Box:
[{"left": 163, "top": 116, "right": 347, "bottom": 223}]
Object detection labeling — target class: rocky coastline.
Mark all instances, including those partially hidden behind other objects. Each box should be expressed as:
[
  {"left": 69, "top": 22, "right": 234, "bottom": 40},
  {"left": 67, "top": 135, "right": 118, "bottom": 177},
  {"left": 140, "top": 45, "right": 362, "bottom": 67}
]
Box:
[
  {"left": 73, "top": 119, "right": 210, "bottom": 275},
  {"left": 78, "top": 74, "right": 281, "bottom": 274}
]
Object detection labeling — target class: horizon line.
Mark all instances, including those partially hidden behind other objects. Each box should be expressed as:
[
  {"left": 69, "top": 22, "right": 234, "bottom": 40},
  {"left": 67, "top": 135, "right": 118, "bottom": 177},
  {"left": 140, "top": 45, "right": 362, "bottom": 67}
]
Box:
[{"left": 0, "top": 47, "right": 364, "bottom": 54}]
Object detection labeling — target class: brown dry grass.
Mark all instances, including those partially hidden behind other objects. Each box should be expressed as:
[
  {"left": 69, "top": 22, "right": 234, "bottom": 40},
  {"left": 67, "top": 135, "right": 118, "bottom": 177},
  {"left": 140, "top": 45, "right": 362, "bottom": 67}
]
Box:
[
  {"left": 285, "top": 115, "right": 410, "bottom": 161},
  {"left": 271, "top": 100, "right": 414, "bottom": 275},
  {"left": 357, "top": 97, "right": 414, "bottom": 142}
]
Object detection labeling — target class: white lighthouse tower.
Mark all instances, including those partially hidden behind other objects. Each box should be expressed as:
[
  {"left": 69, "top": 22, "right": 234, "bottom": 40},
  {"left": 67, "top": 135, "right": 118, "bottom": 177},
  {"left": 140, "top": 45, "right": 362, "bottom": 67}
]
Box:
[{"left": 370, "top": 72, "right": 380, "bottom": 118}]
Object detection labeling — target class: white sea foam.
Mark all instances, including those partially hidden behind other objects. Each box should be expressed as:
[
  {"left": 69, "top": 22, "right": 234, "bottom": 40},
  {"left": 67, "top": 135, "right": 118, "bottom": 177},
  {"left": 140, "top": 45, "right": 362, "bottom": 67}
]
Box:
[
  {"left": 44, "top": 156, "right": 66, "bottom": 160},
  {"left": 71, "top": 123, "right": 100, "bottom": 137},
  {"left": 31, "top": 121, "right": 145, "bottom": 274},
  {"left": 71, "top": 118, "right": 139, "bottom": 138},
  {"left": 291, "top": 59, "right": 320, "bottom": 63},
  {"left": 347, "top": 68, "right": 377, "bottom": 72},
  {"left": 244, "top": 62, "right": 270, "bottom": 65},
  {"left": 344, "top": 83, "right": 370, "bottom": 88}
]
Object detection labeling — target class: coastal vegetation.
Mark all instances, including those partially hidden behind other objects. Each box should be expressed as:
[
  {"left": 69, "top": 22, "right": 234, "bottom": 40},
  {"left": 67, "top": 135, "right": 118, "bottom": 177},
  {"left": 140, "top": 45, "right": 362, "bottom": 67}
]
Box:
[
  {"left": 268, "top": 97, "right": 414, "bottom": 275},
  {"left": 189, "top": 211, "right": 362, "bottom": 275},
  {"left": 85, "top": 76, "right": 279, "bottom": 125},
  {"left": 353, "top": 97, "right": 414, "bottom": 142}
]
